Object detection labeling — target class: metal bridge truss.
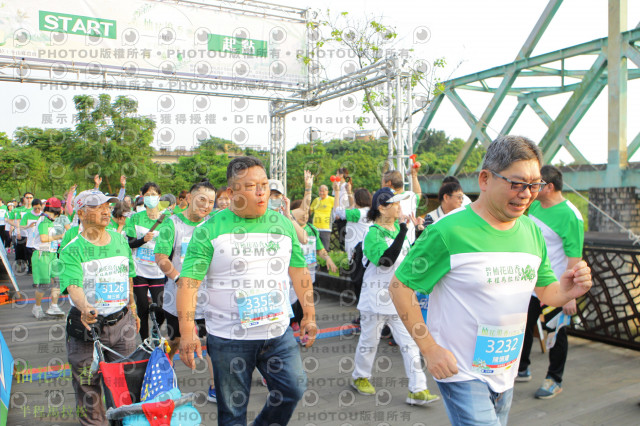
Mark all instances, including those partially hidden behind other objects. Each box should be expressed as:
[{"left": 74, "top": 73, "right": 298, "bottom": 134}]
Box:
[{"left": 415, "top": 0, "right": 640, "bottom": 193}]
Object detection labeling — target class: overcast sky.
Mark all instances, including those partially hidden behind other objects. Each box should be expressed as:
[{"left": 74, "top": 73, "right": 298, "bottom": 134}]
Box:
[{"left": 1, "top": 0, "right": 638, "bottom": 164}]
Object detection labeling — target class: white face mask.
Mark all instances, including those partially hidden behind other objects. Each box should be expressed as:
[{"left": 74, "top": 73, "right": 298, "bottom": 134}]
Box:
[
  {"left": 144, "top": 195, "right": 159, "bottom": 209},
  {"left": 268, "top": 198, "right": 283, "bottom": 212}
]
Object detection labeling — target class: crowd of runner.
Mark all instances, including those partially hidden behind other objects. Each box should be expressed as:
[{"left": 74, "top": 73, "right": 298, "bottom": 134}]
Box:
[{"left": 0, "top": 134, "right": 592, "bottom": 426}]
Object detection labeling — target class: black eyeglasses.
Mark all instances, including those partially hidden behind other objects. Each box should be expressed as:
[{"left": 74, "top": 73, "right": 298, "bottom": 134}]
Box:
[{"left": 490, "top": 170, "right": 546, "bottom": 193}]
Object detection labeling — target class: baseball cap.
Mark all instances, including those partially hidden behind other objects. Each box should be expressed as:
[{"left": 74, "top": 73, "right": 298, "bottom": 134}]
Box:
[
  {"left": 73, "top": 190, "right": 118, "bottom": 211},
  {"left": 371, "top": 187, "right": 410, "bottom": 211},
  {"left": 45, "top": 197, "right": 62, "bottom": 208},
  {"left": 269, "top": 179, "right": 285, "bottom": 195}
]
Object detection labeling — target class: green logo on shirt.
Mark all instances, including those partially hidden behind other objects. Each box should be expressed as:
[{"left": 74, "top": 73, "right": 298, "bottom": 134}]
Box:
[{"left": 485, "top": 264, "right": 537, "bottom": 285}]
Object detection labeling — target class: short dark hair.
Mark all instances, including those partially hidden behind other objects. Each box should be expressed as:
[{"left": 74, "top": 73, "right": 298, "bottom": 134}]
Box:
[
  {"left": 43, "top": 206, "right": 61, "bottom": 216},
  {"left": 23, "top": 192, "right": 33, "bottom": 198},
  {"left": 541, "top": 165, "right": 563, "bottom": 191},
  {"left": 353, "top": 188, "right": 372, "bottom": 208},
  {"left": 442, "top": 176, "right": 460, "bottom": 185},
  {"left": 482, "top": 135, "right": 542, "bottom": 173},
  {"left": 189, "top": 178, "right": 216, "bottom": 193},
  {"left": 227, "top": 156, "right": 265, "bottom": 185},
  {"left": 382, "top": 170, "right": 403, "bottom": 190},
  {"left": 32, "top": 198, "right": 42, "bottom": 206},
  {"left": 290, "top": 199, "right": 303, "bottom": 210},
  {"left": 178, "top": 190, "right": 189, "bottom": 200},
  {"left": 438, "top": 182, "right": 462, "bottom": 202},
  {"left": 140, "top": 182, "right": 161, "bottom": 196},
  {"left": 112, "top": 201, "right": 130, "bottom": 219}
]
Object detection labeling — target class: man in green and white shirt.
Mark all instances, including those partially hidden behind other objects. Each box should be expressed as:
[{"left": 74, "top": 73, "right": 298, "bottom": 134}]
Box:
[
  {"left": 60, "top": 189, "right": 139, "bottom": 426},
  {"left": 390, "top": 136, "right": 592, "bottom": 426},
  {"left": 178, "top": 157, "right": 317, "bottom": 426},
  {"left": 154, "top": 179, "right": 217, "bottom": 401},
  {"left": 517, "top": 165, "right": 584, "bottom": 399}
]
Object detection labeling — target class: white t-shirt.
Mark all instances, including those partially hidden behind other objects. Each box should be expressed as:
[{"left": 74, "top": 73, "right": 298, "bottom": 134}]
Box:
[
  {"left": 154, "top": 212, "right": 211, "bottom": 319},
  {"left": 181, "top": 209, "right": 306, "bottom": 340},
  {"left": 396, "top": 205, "right": 557, "bottom": 393},
  {"left": 334, "top": 207, "right": 371, "bottom": 259},
  {"left": 360, "top": 223, "right": 410, "bottom": 315},
  {"left": 528, "top": 199, "right": 584, "bottom": 279}
]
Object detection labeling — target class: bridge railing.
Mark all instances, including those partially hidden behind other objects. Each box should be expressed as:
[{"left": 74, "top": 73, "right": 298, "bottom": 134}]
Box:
[{"left": 572, "top": 232, "right": 640, "bottom": 350}]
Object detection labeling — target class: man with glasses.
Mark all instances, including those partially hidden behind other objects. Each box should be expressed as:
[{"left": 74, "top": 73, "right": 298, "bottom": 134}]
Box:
[
  {"left": 390, "top": 135, "right": 592, "bottom": 425},
  {"left": 516, "top": 165, "right": 584, "bottom": 399},
  {"left": 425, "top": 181, "right": 465, "bottom": 224},
  {"left": 178, "top": 156, "right": 317, "bottom": 426}
]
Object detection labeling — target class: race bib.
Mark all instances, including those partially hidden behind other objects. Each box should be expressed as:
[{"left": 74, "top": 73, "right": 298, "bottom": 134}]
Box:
[
  {"left": 95, "top": 280, "right": 128, "bottom": 310},
  {"left": 236, "top": 284, "right": 290, "bottom": 329},
  {"left": 49, "top": 239, "right": 60, "bottom": 253},
  {"left": 180, "top": 236, "right": 191, "bottom": 263},
  {"left": 135, "top": 243, "right": 156, "bottom": 265},
  {"left": 471, "top": 323, "right": 525, "bottom": 375},
  {"left": 302, "top": 236, "right": 317, "bottom": 266}
]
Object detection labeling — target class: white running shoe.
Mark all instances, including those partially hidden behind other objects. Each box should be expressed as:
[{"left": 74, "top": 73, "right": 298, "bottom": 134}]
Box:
[
  {"left": 32, "top": 305, "right": 45, "bottom": 319},
  {"left": 46, "top": 304, "right": 64, "bottom": 316}
]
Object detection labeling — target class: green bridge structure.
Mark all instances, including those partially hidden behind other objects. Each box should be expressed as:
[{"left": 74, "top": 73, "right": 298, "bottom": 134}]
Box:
[{"left": 416, "top": 0, "right": 640, "bottom": 197}]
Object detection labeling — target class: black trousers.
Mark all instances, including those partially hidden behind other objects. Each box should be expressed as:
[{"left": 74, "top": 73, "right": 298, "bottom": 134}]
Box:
[
  {"left": 132, "top": 276, "right": 166, "bottom": 341},
  {"left": 518, "top": 296, "right": 569, "bottom": 383},
  {"left": 15, "top": 237, "right": 27, "bottom": 261},
  {"left": 0, "top": 226, "right": 6, "bottom": 248}
]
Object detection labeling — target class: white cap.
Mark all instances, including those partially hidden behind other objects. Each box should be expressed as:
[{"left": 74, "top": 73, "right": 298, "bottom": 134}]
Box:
[
  {"left": 269, "top": 179, "right": 285, "bottom": 195},
  {"left": 73, "top": 190, "right": 118, "bottom": 211}
]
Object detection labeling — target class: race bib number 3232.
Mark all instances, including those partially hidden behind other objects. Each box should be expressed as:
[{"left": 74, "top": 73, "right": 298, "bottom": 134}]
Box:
[{"left": 471, "top": 323, "right": 525, "bottom": 375}]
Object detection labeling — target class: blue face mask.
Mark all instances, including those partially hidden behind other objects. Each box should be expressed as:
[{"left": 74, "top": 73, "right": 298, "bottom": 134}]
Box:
[
  {"left": 144, "top": 195, "right": 159, "bottom": 209},
  {"left": 268, "top": 198, "right": 283, "bottom": 211}
]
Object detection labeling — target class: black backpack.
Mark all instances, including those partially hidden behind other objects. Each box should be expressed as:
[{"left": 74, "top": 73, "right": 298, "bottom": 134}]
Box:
[{"left": 349, "top": 241, "right": 370, "bottom": 300}]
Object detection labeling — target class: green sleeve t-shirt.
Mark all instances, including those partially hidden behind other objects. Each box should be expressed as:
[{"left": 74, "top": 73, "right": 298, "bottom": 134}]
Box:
[
  {"left": 528, "top": 199, "right": 584, "bottom": 278},
  {"left": 59, "top": 229, "right": 135, "bottom": 316},
  {"left": 394, "top": 205, "right": 556, "bottom": 393},
  {"left": 181, "top": 209, "right": 305, "bottom": 340},
  {"left": 125, "top": 210, "right": 163, "bottom": 278}
]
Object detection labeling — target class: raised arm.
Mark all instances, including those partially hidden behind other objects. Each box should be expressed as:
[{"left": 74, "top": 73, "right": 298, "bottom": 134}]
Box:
[{"left": 302, "top": 170, "right": 314, "bottom": 213}]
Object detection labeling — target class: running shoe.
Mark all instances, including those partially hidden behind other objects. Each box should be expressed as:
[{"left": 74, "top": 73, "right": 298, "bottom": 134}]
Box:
[
  {"left": 46, "top": 304, "right": 65, "bottom": 316},
  {"left": 32, "top": 305, "right": 45, "bottom": 320},
  {"left": 535, "top": 378, "right": 562, "bottom": 399},
  {"left": 406, "top": 389, "right": 440, "bottom": 405},
  {"left": 515, "top": 368, "right": 532, "bottom": 382},
  {"left": 207, "top": 386, "right": 217, "bottom": 403},
  {"left": 351, "top": 378, "right": 375, "bottom": 395}
]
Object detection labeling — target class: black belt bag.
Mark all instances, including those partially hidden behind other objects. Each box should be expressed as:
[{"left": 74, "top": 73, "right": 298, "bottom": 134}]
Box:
[{"left": 66, "top": 306, "right": 128, "bottom": 342}]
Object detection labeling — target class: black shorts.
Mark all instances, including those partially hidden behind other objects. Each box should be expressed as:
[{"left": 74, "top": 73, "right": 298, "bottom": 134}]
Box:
[{"left": 164, "top": 311, "right": 206, "bottom": 341}]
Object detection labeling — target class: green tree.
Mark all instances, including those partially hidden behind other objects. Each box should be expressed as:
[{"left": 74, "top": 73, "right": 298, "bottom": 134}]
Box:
[
  {"left": 69, "top": 94, "right": 156, "bottom": 193},
  {"left": 303, "top": 10, "right": 445, "bottom": 141},
  {"left": 14, "top": 127, "right": 75, "bottom": 196}
]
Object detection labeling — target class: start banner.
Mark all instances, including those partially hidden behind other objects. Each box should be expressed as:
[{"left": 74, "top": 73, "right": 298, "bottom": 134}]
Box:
[{"left": 0, "top": 0, "right": 308, "bottom": 86}]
